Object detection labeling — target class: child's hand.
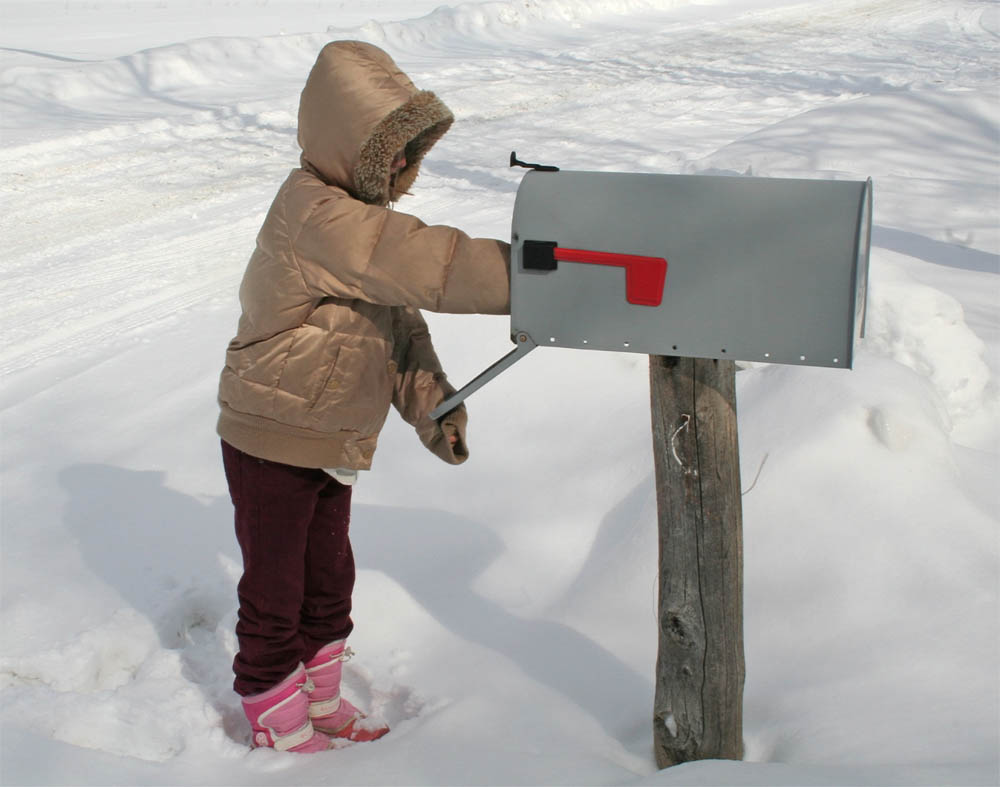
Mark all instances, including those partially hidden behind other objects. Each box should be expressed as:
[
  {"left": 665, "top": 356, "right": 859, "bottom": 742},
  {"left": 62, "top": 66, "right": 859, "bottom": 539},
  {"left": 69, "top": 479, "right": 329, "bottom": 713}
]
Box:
[{"left": 425, "top": 406, "right": 468, "bottom": 464}]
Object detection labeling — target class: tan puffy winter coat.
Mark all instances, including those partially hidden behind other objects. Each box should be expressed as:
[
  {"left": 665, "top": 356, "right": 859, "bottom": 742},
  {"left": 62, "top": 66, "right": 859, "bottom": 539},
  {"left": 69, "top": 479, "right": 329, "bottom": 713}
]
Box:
[{"left": 217, "top": 41, "right": 510, "bottom": 470}]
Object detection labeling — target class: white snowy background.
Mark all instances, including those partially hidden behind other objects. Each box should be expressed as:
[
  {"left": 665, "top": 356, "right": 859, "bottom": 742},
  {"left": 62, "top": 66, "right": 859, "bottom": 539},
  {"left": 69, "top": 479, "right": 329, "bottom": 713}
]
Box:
[{"left": 1, "top": 0, "right": 997, "bottom": 785}]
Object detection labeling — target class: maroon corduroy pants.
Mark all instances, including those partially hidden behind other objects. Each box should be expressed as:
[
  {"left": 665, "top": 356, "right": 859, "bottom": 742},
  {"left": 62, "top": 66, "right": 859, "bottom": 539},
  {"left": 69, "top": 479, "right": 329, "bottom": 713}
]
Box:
[{"left": 221, "top": 440, "right": 355, "bottom": 696}]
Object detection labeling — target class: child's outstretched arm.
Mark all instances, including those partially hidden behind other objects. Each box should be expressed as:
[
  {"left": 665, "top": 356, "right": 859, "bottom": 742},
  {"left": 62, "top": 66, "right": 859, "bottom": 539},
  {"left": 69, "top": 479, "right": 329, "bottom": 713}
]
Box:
[
  {"left": 293, "top": 185, "right": 510, "bottom": 314},
  {"left": 390, "top": 306, "right": 468, "bottom": 464}
]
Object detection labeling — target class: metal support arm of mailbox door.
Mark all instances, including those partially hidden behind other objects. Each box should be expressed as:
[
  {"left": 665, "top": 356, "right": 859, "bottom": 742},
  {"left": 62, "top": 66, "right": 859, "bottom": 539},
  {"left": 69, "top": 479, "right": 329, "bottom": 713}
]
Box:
[{"left": 429, "top": 332, "right": 538, "bottom": 420}]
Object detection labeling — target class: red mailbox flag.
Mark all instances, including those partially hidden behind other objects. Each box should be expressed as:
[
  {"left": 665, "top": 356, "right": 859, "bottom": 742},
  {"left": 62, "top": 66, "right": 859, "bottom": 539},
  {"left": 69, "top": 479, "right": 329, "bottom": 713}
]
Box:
[
  {"left": 554, "top": 247, "right": 668, "bottom": 307},
  {"left": 522, "top": 240, "right": 668, "bottom": 307}
]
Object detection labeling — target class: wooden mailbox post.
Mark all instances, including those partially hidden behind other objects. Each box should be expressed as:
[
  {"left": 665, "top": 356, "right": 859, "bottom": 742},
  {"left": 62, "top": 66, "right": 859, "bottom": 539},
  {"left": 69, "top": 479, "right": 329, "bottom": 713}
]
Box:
[
  {"left": 431, "top": 160, "right": 872, "bottom": 768},
  {"left": 650, "top": 355, "right": 744, "bottom": 766}
]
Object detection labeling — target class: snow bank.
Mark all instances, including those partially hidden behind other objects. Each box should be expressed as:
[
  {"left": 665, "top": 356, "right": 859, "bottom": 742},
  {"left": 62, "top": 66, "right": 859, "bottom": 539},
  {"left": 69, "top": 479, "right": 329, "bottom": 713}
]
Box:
[{"left": 344, "top": 0, "right": 693, "bottom": 46}]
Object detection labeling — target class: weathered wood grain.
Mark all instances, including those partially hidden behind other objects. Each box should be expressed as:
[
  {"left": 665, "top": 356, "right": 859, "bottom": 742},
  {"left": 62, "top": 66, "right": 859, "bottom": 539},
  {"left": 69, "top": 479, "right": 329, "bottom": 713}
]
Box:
[{"left": 649, "top": 355, "right": 745, "bottom": 768}]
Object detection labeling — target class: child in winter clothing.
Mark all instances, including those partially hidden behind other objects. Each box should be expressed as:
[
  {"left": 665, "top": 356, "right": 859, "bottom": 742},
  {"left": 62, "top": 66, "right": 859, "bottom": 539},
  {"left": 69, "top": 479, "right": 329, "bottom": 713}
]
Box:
[{"left": 217, "top": 40, "right": 510, "bottom": 752}]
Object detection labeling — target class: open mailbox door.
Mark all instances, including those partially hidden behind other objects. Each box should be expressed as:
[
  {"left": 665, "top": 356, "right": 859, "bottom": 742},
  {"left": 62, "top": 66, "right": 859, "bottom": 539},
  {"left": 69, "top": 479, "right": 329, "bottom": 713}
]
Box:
[{"left": 431, "top": 162, "right": 872, "bottom": 420}]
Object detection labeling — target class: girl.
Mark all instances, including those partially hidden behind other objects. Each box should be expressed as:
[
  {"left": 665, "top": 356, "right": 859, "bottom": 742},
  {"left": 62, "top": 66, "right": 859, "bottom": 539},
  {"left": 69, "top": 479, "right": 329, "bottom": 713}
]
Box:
[{"left": 217, "top": 40, "right": 510, "bottom": 752}]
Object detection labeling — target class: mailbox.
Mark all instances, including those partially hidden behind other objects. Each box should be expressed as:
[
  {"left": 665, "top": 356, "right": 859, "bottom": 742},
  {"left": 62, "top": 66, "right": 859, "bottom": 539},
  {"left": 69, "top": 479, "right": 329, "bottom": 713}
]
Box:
[{"left": 431, "top": 160, "right": 872, "bottom": 420}]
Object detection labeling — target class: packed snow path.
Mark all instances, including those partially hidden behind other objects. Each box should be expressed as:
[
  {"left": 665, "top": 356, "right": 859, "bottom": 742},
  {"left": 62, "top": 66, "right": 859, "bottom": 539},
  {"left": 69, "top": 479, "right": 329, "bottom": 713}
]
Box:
[{"left": 1, "top": 1, "right": 997, "bottom": 785}]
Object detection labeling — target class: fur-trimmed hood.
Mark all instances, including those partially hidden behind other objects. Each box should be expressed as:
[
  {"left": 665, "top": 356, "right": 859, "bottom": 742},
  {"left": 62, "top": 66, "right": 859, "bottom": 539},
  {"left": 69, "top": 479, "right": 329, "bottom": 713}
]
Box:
[{"left": 297, "top": 41, "right": 454, "bottom": 206}]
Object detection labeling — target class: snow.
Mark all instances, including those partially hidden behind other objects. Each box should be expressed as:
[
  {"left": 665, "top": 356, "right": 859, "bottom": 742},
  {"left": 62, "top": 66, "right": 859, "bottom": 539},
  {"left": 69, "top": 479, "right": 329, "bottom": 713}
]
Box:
[{"left": 1, "top": 0, "right": 998, "bottom": 784}]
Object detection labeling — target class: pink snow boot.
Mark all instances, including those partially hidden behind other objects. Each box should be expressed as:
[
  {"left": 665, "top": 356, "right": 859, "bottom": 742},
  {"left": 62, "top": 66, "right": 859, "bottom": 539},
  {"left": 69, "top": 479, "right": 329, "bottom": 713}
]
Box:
[
  {"left": 304, "top": 640, "right": 390, "bottom": 742},
  {"left": 241, "top": 664, "right": 333, "bottom": 753}
]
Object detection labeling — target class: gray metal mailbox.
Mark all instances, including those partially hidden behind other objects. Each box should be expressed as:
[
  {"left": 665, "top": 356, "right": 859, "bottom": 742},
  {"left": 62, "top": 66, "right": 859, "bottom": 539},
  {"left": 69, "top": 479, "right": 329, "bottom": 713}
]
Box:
[{"left": 431, "top": 164, "right": 872, "bottom": 420}]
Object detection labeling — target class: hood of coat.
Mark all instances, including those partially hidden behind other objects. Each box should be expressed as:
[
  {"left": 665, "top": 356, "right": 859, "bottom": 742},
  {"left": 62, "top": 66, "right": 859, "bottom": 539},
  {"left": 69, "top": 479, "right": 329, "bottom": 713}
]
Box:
[{"left": 297, "top": 40, "right": 454, "bottom": 206}]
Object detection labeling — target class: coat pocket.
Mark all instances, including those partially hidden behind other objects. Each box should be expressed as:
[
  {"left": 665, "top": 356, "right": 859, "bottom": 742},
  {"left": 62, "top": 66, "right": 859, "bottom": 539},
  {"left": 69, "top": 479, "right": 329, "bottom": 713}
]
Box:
[
  {"left": 305, "top": 342, "right": 343, "bottom": 411},
  {"left": 308, "top": 341, "right": 394, "bottom": 433}
]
